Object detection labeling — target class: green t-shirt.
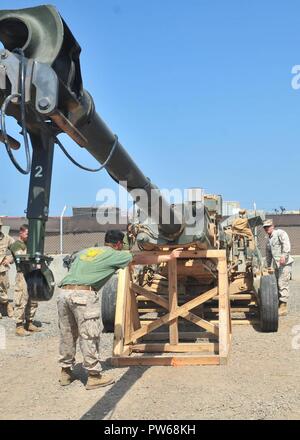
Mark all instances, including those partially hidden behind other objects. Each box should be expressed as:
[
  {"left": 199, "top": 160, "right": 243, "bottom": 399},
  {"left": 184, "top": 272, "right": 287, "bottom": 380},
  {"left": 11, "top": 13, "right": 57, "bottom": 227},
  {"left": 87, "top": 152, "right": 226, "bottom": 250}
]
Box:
[
  {"left": 59, "top": 246, "right": 133, "bottom": 291},
  {"left": 9, "top": 240, "right": 27, "bottom": 256},
  {"left": 9, "top": 240, "right": 27, "bottom": 272}
]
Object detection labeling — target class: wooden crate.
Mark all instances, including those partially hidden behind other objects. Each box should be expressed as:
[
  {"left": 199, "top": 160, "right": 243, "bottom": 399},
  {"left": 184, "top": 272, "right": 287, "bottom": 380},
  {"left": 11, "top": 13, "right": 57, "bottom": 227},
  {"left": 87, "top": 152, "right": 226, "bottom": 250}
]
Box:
[{"left": 111, "top": 249, "right": 232, "bottom": 367}]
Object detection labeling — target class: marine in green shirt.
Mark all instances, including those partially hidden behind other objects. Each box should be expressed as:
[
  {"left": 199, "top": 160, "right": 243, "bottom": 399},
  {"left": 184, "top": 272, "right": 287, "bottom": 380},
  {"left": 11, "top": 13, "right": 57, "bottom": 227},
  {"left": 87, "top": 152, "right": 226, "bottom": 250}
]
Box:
[
  {"left": 9, "top": 239, "right": 27, "bottom": 272},
  {"left": 57, "top": 229, "right": 183, "bottom": 391},
  {"left": 9, "top": 224, "right": 40, "bottom": 335}
]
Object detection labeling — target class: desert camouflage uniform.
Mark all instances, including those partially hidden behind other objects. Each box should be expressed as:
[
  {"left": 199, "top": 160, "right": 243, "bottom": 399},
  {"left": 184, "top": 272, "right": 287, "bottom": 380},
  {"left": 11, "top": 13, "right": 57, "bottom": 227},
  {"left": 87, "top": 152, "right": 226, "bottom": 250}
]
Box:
[
  {"left": 266, "top": 229, "right": 293, "bottom": 304},
  {"left": 11, "top": 240, "right": 38, "bottom": 324},
  {"left": 57, "top": 246, "right": 132, "bottom": 373},
  {"left": 0, "top": 233, "right": 14, "bottom": 306},
  {"left": 57, "top": 288, "right": 102, "bottom": 373}
]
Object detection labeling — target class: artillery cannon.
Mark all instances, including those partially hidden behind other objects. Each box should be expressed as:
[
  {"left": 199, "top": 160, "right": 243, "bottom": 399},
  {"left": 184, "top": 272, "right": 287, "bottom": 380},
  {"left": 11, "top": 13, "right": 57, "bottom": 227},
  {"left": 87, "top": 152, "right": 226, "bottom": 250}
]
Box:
[{"left": 0, "top": 5, "right": 278, "bottom": 365}]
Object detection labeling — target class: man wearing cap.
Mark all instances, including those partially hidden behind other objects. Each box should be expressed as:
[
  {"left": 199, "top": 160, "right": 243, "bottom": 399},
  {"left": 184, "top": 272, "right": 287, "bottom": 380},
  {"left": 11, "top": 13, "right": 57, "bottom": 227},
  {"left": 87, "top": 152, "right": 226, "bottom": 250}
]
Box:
[
  {"left": 9, "top": 224, "right": 40, "bottom": 336},
  {"left": 263, "top": 219, "right": 293, "bottom": 316},
  {"left": 0, "top": 218, "right": 14, "bottom": 319},
  {"left": 57, "top": 228, "right": 182, "bottom": 390}
]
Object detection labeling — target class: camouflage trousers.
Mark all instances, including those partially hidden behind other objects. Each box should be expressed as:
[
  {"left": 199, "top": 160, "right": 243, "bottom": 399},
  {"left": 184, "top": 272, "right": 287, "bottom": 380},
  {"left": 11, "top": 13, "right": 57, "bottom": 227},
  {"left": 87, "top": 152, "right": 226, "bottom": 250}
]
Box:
[
  {"left": 57, "top": 288, "right": 102, "bottom": 373},
  {"left": 14, "top": 272, "right": 38, "bottom": 324},
  {"left": 275, "top": 264, "right": 292, "bottom": 304},
  {"left": 0, "top": 271, "right": 9, "bottom": 304}
]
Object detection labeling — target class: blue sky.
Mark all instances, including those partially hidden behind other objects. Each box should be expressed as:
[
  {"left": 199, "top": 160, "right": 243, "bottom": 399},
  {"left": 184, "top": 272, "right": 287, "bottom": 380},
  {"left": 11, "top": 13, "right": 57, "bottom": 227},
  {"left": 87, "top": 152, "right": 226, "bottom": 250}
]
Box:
[{"left": 1, "top": 0, "right": 300, "bottom": 216}]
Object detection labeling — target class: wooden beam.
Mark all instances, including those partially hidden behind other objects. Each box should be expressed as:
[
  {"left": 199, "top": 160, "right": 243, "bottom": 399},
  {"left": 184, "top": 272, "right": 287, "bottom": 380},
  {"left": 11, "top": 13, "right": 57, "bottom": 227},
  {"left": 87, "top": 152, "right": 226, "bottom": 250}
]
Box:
[
  {"left": 207, "top": 307, "right": 256, "bottom": 313},
  {"left": 130, "top": 286, "right": 141, "bottom": 331},
  {"left": 113, "top": 268, "right": 129, "bottom": 357},
  {"left": 132, "top": 284, "right": 169, "bottom": 309},
  {"left": 129, "top": 287, "right": 218, "bottom": 342},
  {"left": 217, "top": 258, "right": 231, "bottom": 359},
  {"left": 124, "top": 284, "right": 141, "bottom": 345},
  {"left": 180, "top": 311, "right": 219, "bottom": 336},
  {"left": 229, "top": 319, "right": 259, "bottom": 325},
  {"left": 133, "top": 250, "right": 226, "bottom": 262},
  {"left": 213, "top": 294, "right": 253, "bottom": 301},
  {"left": 124, "top": 278, "right": 133, "bottom": 345},
  {"left": 168, "top": 259, "right": 179, "bottom": 344},
  {"left": 111, "top": 355, "right": 221, "bottom": 367},
  {"left": 132, "top": 343, "right": 219, "bottom": 353},
  {"left": 142, "top": 331, "right": 218, "bottom": 341}
]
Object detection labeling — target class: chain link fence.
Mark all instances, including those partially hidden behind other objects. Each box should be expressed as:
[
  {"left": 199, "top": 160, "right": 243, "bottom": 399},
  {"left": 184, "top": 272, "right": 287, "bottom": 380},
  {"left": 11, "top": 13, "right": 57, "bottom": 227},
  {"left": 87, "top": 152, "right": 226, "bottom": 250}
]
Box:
[{"left": 2, "top": 214, "right": 300, "bottom": 256}]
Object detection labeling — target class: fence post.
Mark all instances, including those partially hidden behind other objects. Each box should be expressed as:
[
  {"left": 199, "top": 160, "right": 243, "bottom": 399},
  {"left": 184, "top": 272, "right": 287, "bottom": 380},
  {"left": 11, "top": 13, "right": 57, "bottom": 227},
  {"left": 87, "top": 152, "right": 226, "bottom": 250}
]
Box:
[{"left": 60, "top": 205, "right": 67, "bottom": 255}]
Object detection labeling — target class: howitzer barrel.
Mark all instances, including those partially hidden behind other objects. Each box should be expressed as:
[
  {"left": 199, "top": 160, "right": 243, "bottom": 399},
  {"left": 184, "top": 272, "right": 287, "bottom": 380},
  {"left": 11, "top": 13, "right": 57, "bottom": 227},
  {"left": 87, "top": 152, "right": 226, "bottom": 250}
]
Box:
[
  {"left": 0, "top": 4, "right": 214, "bottom": 303},
  {"left": 0, "top": 5, "right": 182, "bottom": 239},
  {"left": 76, "top": 93, "right": 182, "bottom": 238}
]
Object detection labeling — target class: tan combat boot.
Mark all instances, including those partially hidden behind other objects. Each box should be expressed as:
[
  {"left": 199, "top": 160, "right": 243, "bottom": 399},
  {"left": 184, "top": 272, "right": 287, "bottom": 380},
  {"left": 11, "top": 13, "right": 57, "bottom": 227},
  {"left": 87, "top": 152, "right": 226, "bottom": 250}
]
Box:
[
  {"left": 59, "top": 368, "right": 73, "bottom": 386},
  {"left": 85, "top": 373, "right": 115, "bottom": 390},
  {"left": 25, "top": 321, "right": 42, "bottom": 332},
  {"left": 15, "top": 325, "right": 30, "bottom": 337},
  {"left": 278, "top": 302, "right": 288, "bottom": 316},
  {"left": 6, "top": 303, "right": 14, "bottom": 318}
]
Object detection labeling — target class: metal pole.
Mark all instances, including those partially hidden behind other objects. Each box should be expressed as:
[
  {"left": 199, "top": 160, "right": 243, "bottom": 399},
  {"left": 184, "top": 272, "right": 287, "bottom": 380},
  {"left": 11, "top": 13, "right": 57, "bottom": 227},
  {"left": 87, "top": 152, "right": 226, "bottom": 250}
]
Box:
[
  {"left": 60, "top": 205, "right": 67, "bottom": 255},
  {"left": 27, "top": 132, "right": 55, "bottom": 257}
]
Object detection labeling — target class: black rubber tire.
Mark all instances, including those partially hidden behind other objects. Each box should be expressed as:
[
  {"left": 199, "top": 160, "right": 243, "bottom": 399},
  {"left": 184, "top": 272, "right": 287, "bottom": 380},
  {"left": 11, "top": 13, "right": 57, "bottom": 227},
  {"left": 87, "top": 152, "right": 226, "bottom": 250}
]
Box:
[
  {"left": 101, "top": 274, "right": 118, "bottom": 332},
  {"left": 259, "top": 274, "right": 278, "bottom": 332}
]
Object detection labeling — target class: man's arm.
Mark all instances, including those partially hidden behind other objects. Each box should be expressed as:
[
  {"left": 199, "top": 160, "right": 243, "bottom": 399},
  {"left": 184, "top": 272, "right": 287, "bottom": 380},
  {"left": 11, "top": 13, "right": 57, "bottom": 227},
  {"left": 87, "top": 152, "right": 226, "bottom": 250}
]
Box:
[
  {"left": 1, "top": 237, "right": 16, "bottom": 267},
  {"left": 112, "top": 250, "right": 134, "bottom": 269},
  {"left": 131, "top": 248, "right": 183, "bottom": 265}
]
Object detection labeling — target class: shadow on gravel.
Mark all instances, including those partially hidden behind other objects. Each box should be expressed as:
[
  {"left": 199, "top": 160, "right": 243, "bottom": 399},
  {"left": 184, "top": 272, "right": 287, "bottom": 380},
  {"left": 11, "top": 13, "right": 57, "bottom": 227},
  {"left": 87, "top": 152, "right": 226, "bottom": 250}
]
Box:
[
  {"left": 80, "top": 366, "right": 149, "bottom": 420},
  {"left": 73, "top": 363, "right": 88, "bottom": 384}
]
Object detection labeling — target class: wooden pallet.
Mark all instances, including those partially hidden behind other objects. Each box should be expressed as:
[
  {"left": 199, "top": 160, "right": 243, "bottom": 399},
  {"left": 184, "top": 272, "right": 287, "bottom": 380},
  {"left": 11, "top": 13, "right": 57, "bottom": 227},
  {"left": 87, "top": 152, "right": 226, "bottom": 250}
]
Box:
[{"left": 111, "top": 249, "right": 232, "bottom": 367}]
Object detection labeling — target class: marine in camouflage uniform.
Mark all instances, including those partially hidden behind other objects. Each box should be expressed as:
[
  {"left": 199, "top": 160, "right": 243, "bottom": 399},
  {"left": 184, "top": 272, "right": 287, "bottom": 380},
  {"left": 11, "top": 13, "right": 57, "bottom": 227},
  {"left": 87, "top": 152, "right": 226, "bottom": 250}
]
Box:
[
  {"left": 9, "top": 225, "right": 40, "bottom": 336},
  {"left": 57, "top": 229, "right": 181, "bottom": 390},
  {"left": 0, "top": 218, "right": 14, "bottom": 319},
  {"left": 58, "top": 229, "right": 133, "bottom": 390},
  {"left": 122, "top": 223, "right": 138, "bottom": 251},
  {"left": 263, "top": 219, "right": 293, "bottom": 316}
]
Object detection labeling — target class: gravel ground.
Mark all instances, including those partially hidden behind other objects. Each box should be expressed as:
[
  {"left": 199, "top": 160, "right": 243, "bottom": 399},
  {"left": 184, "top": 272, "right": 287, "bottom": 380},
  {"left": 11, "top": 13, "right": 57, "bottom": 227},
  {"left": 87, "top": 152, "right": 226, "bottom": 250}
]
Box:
[{"left": 0, "top": 259, "right": 300, "bottom": 420}]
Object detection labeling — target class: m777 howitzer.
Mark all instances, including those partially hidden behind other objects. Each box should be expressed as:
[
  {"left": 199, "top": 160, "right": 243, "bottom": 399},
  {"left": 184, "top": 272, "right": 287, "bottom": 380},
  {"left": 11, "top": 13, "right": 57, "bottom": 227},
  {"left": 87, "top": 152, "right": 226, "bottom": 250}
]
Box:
[{"left": 0, "top": 5, "right": 278, "bottom": 366}]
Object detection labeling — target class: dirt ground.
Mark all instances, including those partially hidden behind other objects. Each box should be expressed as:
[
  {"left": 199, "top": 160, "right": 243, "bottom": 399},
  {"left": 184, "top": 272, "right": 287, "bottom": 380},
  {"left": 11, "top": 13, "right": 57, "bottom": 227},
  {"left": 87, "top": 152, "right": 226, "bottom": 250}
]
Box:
[{"left": 0, "top": 260, "right": 300, "bottom": 420}]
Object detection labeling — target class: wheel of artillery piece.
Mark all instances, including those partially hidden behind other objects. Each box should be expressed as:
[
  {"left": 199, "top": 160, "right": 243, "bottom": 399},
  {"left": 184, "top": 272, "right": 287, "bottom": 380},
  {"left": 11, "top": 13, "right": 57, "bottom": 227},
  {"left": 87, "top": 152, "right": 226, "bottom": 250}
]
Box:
[
  {"left": 258, "top": 274, "right": 278, "bottom": 333},
  {"left": 101, "top": 273, "right": 118, "bottom": 332}
]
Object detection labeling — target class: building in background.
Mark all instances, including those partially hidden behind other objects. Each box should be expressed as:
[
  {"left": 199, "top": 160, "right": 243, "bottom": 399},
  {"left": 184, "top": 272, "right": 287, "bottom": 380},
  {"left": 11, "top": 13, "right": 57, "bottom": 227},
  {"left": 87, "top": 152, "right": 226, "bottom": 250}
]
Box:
[
  {"left": 72, "top": 206, "right": 121, "bottom": 218},
  {"left": 185, "top": 188, "right": 204, "bottom": 203},
  {"left": 222, "top": 201, "right": 241, "bottom": 216},
  {"left": 2, "top": 208, "right": 300, "bottom": 256}
]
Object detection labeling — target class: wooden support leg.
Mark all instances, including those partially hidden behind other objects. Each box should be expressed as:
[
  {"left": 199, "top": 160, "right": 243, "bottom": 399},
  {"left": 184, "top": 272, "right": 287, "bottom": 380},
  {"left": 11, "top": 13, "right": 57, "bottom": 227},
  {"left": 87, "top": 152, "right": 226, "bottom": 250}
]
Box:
[
  {"left": 168, "top": 258, "right": 179, "bottom": 344},
  {"left": 217, "top": 257, "right": 231, "bottom": 363},
  {"left": 113, "top": 268, "right": 130, "bottom": 357}
]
